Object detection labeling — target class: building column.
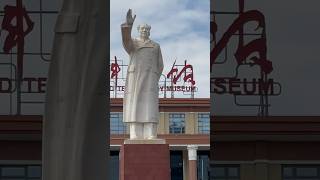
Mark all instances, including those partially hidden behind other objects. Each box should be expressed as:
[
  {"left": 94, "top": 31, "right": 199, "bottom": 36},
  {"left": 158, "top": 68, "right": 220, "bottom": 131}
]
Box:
[
  {"left": 186, "top": 112, "right": 196, "bottom": 134},
  {"left": 187, "top": 145, "right": 198, "bottom": 180}
]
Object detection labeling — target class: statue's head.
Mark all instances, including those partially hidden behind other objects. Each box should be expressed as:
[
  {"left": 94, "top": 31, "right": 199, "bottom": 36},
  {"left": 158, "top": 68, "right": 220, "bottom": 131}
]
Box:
[{"left": 137, "top": 24, "right": 151, "bottom": 40}]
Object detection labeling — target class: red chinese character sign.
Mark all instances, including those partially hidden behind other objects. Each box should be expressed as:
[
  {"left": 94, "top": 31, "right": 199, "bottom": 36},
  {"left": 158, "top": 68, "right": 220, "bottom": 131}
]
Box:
[
  {"left": 0, "top": 0, "right": 59, "bottom": 115},
  {"left": 110, "top": 56, "right": 198, "bottom": 98},
  {"left": 165, "top": 60, "right": 196, "bottom": 98},
  {"left": 167, "top": 60, "right": 195, "bottom": 86},
  {"left": 211, "top": 0, "right": 281, "bottom": 116},
  {"left": 110, "top": 56, "right": 121, "bottom": 79},
  {"left": 1, "top": 0, "right": 34, "bottom": 114}
]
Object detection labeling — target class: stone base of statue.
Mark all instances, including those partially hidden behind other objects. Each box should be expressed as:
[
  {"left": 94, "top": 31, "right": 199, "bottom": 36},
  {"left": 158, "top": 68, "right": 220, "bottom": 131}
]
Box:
[
  {"left": 120, "top": 140, "right": 170, "bottom": 180},
  {"left": 124, "top": 138, "right": 166, "bottom": 144}
]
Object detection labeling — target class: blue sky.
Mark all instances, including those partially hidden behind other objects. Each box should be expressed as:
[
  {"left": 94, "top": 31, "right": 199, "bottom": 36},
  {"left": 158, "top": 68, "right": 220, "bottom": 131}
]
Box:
[{"left": 110, "top": 0, "right": 210, "bottom": 98}]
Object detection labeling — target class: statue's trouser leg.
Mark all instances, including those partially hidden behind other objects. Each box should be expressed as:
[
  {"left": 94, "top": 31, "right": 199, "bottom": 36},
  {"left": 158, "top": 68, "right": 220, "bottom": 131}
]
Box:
[
  {"left": 144, "top": 123, "right": 157, "bottom": 139},
  {"left": 129, "top": 123, "right": 143, "bottom": 139}
]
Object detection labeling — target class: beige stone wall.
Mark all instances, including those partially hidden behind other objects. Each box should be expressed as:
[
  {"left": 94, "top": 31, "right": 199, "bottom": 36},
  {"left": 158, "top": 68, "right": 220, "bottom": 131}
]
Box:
[
  {"left": 240, "top": 164, "right": 255, "bottom": 180},
  {"left": 122, "top": 111, "right": 210, "bottom": 135},
  {"left": 163, "top": 112, "right": 170, "bottom": 134},
  {"left": 268, "top": 164, "right": 281, "bottom": 180},
  {"left": 157, "top": 112, "right": 200, "bottom": 134},
  {"left": 185, "top": 112, "right": 196, "bottom": 134},
  {"left": 194, "top": 112, "right": 199, "bottom": 134},
  {"left": 145, "top": 111, "right": 210, "bottom": 135},
  {"left": 255, "top": 163, "right": 269, "bottom": 180},
  {"left": 240, "top": 163, "right": 282, "bottom": 180},
  {"left": 157, "top": 112, "right": 166, "bottom": 134}
]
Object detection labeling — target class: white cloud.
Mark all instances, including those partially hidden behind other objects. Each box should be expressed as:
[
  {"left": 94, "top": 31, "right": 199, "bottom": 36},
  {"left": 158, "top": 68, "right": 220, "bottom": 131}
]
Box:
[{"left": 111, "top": 0, "right": 210, "bottom": 98}]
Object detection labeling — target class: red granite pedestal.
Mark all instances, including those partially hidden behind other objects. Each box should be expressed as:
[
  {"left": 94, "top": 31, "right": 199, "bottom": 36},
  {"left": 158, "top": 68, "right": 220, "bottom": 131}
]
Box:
[{"left": 120, "top": 144, "right": 170, "bottom": 180}]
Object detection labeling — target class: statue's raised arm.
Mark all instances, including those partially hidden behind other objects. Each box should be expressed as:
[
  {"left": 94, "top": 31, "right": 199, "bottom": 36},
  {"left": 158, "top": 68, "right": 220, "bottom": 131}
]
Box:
[
  {"left": 121, "top": 9, "right": 136, "bottom": 53},
  {"left": 126, "top": 9, "right": 136, "bottom": 25}
]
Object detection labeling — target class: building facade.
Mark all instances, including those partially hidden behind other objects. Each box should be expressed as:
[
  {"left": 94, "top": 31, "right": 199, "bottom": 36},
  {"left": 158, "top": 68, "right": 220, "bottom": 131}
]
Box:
[
  {"left": 110, "top": 98, "right": 210, "bottom": 180},
  {"left": 211, "top": 116, "right": 320, "bottom": 180},
  {"left": 0, "top": 98, "right": 210, "bottom": 180}
]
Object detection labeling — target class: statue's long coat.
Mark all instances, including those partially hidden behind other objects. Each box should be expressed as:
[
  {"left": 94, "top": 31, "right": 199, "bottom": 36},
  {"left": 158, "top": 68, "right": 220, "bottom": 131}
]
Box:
[
  {"left": 42, "top": 0, "right": 109, "bottom": 179},
  {"left": 121, "top": 24, "right": 164, "bottom": 123}
]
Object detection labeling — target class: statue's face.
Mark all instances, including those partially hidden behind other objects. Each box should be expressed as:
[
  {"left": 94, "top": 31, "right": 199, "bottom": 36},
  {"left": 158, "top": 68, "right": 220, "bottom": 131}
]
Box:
[{"left": 138, "top": 25, "right": 150, "bottom": 39}]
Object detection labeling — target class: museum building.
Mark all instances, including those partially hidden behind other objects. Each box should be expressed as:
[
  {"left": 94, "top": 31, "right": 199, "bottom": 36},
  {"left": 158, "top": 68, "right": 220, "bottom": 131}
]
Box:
[
  {"left": 0, "top": 98, "right": 210, "bottom": 180},
  {"left": 211, "top": 116, "right": 320, "bottom": 180}
]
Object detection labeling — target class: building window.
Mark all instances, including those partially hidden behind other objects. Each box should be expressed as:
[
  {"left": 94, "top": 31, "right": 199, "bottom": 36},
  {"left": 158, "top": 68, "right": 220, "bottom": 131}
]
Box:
[
  {"left": 198, "top": 113, "right": 210, "bottom": 134},
  {"left": 211, "top": 165, "right": 240, "bottom": 180},
  {"left": 0, "top": 165, "right": 41, "bottom": 179},
  {"left": 169, "top": 113, "right": 185, "bottom": 134},
  {"left": 109, "top": 151, "right": 120, "bottom": 180},
  {"left": 110, "top": 112, "right": 126, "bottom": 134},
  {"left": 170, "top": 151, "right": 183, "bottom": 180},
  {"left": 198, "top": 151, "right": 210, "bottom": 180},
  {"left": 282, "top": 165, "right": 320, "bottom": 180}
]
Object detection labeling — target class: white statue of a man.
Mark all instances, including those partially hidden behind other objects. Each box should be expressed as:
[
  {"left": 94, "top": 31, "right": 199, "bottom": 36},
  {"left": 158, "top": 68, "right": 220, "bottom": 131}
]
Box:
[{"left": 121, "top": 9, "right": 164, "bottom": 140}]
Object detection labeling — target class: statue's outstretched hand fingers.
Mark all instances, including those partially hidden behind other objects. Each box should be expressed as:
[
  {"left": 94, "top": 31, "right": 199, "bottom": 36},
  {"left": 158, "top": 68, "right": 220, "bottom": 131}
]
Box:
[
  {"left": 133, "top": 14, "right": 136, "bottom": 22},
  {"left": 127, "top": 9, "right": 131, "bottom": 18}
]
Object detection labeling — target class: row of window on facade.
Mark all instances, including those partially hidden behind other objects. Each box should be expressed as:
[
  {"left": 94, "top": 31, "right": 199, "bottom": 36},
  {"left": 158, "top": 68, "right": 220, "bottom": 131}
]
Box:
[
  {"left": 0, "top": 152, "right": 208, "bottom": 180},
  {"left": 211, "top": 165, "right": 320, "bottom": 180},
  {"left": 110, "top": 112, "right": 210, "bottom": 134},
  {"left": 2, "top": 165, "right": 320, "bottom": 180}
]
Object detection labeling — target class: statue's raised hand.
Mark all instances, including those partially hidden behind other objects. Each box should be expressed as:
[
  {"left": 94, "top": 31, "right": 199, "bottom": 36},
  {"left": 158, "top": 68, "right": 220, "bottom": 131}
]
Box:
[{"left": 126, "top": 9, "right": 136, "bottom": 25}]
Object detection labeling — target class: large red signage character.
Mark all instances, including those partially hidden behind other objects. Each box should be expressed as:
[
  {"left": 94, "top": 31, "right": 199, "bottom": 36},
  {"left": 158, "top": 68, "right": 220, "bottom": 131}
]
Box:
[
  {"left": 110, "top": 56, "right": 121, "bottom": 79},
  {"left": 167, "top": 60, "right": 196, "bottom": 85},
  {"left": 210, "top": 10, "right": 273, "bottom": 74},
  {"left": 1, "top": 1, "right": 34, "bottom": 79}
]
